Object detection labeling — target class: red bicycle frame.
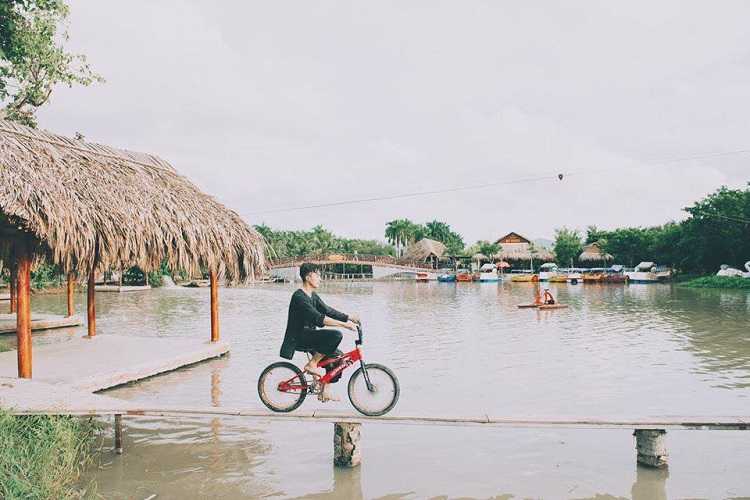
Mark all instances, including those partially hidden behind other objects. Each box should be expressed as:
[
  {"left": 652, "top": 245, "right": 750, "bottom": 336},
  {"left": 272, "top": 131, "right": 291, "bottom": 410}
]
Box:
[{"left": 278, "top": 326, "right": 370, "bottom": 393}]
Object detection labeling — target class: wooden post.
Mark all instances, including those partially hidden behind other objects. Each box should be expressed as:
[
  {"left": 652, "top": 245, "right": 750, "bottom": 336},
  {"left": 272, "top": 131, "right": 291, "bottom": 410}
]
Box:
[
  {"left": 87, "top": 251, "right": 98, "bottom": 338},
  {"left": 634, "top": 429, "right": 668, "bottom": 468},
  {"left": 9, "top": 264, "right": 17, "bottom": 314},
  {"left": 16, "top": 249, "right": 32, "bottom": 379},
  {"left": 334, "top": 422, "right": 361, "bottom": 467},
  {"left": 210, "top": 270, "right": 219, "bottom": 342},
  {"left": 66, "top": 272, "right": 75, "bottom": 317},
  {"left": 114, "top": 414, "right": 123, "bottom": 454}
]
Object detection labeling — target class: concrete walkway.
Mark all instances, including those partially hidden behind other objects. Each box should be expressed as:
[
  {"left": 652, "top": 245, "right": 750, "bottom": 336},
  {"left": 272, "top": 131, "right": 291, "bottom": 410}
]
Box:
[
  {"left": 0, "top": 334, "right": 229, "bottom": 392},
  {"left": 0, "top": 313, "right": 83, "bottom": 334}
]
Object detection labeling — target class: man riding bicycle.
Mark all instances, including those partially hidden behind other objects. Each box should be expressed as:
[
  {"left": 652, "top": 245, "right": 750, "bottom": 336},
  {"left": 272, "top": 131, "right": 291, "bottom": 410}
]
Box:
[{"left": 279, "top": 263, "right": 359, "bottom": 402}]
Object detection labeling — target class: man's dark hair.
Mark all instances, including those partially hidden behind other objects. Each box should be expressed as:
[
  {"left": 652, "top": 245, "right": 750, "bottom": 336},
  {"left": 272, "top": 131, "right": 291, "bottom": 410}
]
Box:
[{"left": 299, "top": 263, "right": 319, "bottom": 282}]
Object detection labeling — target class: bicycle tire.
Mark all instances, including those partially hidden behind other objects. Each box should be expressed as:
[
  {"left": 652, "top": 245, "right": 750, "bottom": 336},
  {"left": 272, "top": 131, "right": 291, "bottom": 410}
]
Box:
[
  {"left": 347, "top": 363, "right": 400, "bottom": 416},
  {"left": 258, "top": 361, "right": 308, "bottom": 413}
]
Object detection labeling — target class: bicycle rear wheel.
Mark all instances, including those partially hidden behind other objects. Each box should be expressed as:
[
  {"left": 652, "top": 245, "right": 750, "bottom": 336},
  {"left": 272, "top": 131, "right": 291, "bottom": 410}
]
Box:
[
  {"left": 348, "top": 363, "right": 399, "bottom": 416},
  {"left": 258, "top": 362, "right": 308, "bottom": 412}
]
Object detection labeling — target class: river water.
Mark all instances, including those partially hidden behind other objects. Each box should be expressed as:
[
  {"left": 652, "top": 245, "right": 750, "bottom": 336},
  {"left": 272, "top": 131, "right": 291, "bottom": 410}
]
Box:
[{"left": 13, "top": 282, "right": 750, "bottom": 498}]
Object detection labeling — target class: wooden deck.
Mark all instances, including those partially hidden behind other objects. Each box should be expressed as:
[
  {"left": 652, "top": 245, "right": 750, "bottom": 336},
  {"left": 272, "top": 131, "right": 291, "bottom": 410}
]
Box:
[
  {"left": 0, "top": 313, "right": 83, "bottom": 334},
  {"left": 1, "top": 376, "right": 747, "bottom": 430},
  {"left": 0, "top": 334, "right": 229, "bottom": 392},
  {"left": 0, "top": 292, "right": 9, "bottom": 301}
]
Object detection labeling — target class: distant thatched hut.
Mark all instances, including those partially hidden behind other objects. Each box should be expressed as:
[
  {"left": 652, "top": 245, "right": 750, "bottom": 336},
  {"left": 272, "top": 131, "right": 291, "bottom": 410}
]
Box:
[
  {"left": 578, "top": 242, "right": 613, "bottom": 264},
  {"left": 494, "top": 232, "right": 554, "bottom": 268},
  {"left": 0, "top": 119, "right": 266, "bottom": 378},
  {"left": 403, "top": 238, "right": 446, "bottom": 268}
]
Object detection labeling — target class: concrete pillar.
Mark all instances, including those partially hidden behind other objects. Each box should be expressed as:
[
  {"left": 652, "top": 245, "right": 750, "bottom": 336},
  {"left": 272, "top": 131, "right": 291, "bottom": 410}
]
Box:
[
  {"left": 634, "top": 429, "right": 667, "bottom": 468},
  {"left": 334, "top": 422, "right": 361, "bottom": 467}
]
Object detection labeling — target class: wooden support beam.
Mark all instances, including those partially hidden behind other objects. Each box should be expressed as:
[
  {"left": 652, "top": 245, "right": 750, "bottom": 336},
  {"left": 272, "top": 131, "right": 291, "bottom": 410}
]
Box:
[
  {"left": 16, "top": 250, "right": 32, "bottom": 378},
  {"left": 114, "top": 414, "right": 123, "bottom": 454},
  {"left": 87, "top": 252, "right": 98, "bottom": 338},
  {"left": 210, "top": 270, "right": 219, "bottom": 342},
  {"left": 333, "top": 422, "right": 361, "bottom": 467},
  {"left": 66, "top": 272, "right": 75, "bottom": 318},
  {"left": 9, "top": 264, "right": 17, "bottom": 314}
]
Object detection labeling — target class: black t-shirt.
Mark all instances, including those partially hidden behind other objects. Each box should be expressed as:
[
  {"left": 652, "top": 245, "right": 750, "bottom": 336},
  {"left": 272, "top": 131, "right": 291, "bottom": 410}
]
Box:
[{"left": 279, "top": 289, "right": 348, "bottom": 359}]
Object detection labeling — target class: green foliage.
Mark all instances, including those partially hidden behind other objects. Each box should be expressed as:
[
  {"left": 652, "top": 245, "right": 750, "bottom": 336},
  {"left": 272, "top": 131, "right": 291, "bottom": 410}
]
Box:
[
  {"left": 587, "top": 185, "right": 750, "bottom": 272},
  {"left": 257, "top": 224, "right": 395, "bottom": 259},
  {"left": 467, "top": 240, "right": 499, "bottom": 258},
  {"left": 121, "top": 266, "right": 163, "bottom": 287},
  {"left": 681, "top": 276, "right": 750, "bottom": 290},
  {"left": 0, "top": 0, "right": 102, "bottom": 127},
  {"left": 0, "top": 409, "right": 99, "bottom": 499},
  {"left": 30, "top": 261, "right": 62, "bottom": 288},
  {"left": 422, "top": 219, "right": 465, "bottom": 254},
  {"left": 385, "top": 218, "right": 464, "bottom": 255},
  {"left": 553, "top": 227, "right": 583, "bottom": 266}
]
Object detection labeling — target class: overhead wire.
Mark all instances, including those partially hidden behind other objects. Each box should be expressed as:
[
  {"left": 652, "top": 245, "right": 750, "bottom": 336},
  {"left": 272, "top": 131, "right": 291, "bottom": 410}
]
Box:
[{"left": 247, "top": 148, "right": 750, "bottom": 216}]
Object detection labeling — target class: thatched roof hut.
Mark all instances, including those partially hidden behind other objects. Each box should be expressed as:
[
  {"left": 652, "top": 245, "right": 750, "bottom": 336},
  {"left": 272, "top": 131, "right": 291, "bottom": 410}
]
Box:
[
  {"left": 493, "top": 232, "right": 554, "bottom": 263},
  {"left": 0, "top": 119, "right": 267, "bottom": 378},
  {"left": 578, "top": 242, "right": 613, "bottom": 263},
  {"left": 403, "top": 238, "right": 446, "bottom": 262},
  {"left": 0, "top": 120, "right": 266, "bottom": 282},
  {"left": 472, "top": 253, "right": 488, "bottom": 262}
]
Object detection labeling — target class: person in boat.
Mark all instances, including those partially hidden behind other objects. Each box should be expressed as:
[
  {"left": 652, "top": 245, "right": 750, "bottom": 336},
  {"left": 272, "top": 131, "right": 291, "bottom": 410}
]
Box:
[
  {"left": 534, "top": 287, "right": 544, "bottom": 306},
  {"left": 543, "top": 288, "right": 556, "bottom": 305},
  {"left": 279, "top": 263, "right": 359, "bottom": 402}
]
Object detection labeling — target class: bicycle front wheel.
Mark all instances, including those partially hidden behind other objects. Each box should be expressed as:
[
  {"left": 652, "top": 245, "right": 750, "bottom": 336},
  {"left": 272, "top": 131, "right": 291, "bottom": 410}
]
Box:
[
  {"left": 258, "top": 361, "right": 307, "bottom": 412},
  {"left": 348, "top": 363, "right": 399, "bottom": 416}
]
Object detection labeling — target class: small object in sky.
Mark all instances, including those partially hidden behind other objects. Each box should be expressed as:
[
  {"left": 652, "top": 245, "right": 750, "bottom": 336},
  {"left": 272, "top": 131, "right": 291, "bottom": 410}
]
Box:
[{"left": 558, "top": 173, "right": 564, "bottom": 180}]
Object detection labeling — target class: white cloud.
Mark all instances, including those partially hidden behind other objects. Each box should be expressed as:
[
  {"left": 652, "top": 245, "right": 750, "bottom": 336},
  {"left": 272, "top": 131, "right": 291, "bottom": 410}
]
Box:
[{"left": 38, "top": 0, "right": 750, "bottom": 244}]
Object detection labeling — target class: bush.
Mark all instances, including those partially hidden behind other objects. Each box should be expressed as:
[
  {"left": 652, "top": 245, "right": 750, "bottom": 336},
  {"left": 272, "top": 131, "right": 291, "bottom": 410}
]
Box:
[
  {"left": 0, "top": 410, "right": 99, "bottom": 499},
  {"left": 681, "top": 276, "right": 750, "bottom": 289}
]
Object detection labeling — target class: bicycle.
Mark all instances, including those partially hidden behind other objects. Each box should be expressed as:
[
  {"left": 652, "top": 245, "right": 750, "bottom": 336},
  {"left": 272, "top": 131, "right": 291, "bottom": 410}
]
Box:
[{"left": 258, "top": 325, "right": 399, "bottom": 416}]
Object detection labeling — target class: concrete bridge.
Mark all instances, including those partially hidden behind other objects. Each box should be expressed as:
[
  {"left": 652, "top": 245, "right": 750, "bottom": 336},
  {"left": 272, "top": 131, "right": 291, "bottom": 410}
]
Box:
[{"left": 269, "top": 254, "right": 437, "bottom": 282}]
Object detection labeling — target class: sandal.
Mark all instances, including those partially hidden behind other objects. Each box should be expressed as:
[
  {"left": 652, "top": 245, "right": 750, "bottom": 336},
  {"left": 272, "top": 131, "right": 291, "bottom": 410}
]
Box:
[{"left": 304, "top": 364, "right": 325, "bottom": 378}]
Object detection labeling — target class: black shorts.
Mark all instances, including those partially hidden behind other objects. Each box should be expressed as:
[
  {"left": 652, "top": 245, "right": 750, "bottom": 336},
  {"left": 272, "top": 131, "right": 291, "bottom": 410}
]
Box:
[{"left": 295, "top": 328, "right": 343, "bottom": 357}]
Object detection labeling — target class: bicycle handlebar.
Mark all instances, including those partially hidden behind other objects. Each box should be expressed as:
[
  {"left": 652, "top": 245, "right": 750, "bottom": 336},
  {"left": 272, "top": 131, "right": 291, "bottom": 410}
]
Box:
[{"left": 356, "top": 325, "right": 363, "bottom": 345}]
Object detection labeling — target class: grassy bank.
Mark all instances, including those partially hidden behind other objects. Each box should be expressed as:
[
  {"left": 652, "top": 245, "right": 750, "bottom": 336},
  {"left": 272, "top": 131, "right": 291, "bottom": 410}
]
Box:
[
  {"left": 680, "top": 275, "right": 750, "bottom": 290},
  {"left": 0, "top": 410, "right": 99, "bottom": 499}
]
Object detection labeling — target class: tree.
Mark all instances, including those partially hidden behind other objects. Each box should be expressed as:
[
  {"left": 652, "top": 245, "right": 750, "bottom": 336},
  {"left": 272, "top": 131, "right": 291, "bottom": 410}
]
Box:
[
  {"left": 0, "top": 0, "right": 102, "bottom": 127},
  {"left": 680, "top": 185, "right": 750, "bottom": 272},
  {"left": 554, "top": 227, "right": 582, "bottom": 267},
  {"left": 477, "top": 241, "right": 499, "bottom": 259},
  {"left": 585, "top": 225, "right": 608, "bottom": 245}
]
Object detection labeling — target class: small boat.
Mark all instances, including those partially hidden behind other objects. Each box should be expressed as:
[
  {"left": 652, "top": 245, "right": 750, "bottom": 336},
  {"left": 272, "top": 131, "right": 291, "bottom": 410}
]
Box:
[
  {"left": 456, "top": 270, "right": 473, "bottom": 282},
  {"left": 583, "top": 270, "right": 605, "bottom": 283},
  {"left": 510, "top": 270, "right": 538, "bottom": 282},
  {"left": 567, "top": 269, "right": 583, "bottom": 284},
  {"left": 517, "top": 303, "right": 540, "bottom": 309},
  {"left": 437, "top": 273, "right": 456, "bottom": 282},
  {"left": 548, "top": 274, "right": 568, "bottom": 283},
  {"left": 601, "top": 265, "right": 628, "bottom": 283},
  {"left": 538, "top": 303, "right": 568, "bottom": 310},
  {"left": 625, "top": 262, "right": 672, "bottom": 283},
  {"left": 538, "top": 263, "right": 559, "bottom": 282},
  {"left": 479, "top": 263, "right": 500, "bottom": 282},
  {"left": 416, "top": 272, "right": 430, "bottom": 282}
]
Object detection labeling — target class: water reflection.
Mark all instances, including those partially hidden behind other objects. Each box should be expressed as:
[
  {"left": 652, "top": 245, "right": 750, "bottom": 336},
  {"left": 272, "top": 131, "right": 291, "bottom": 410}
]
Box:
[
  {"left": 631, "top": 466, "right": 668, "bottom": 500},
  {"left": 16, "top": 283, "right": 750, "bottom": 497}
]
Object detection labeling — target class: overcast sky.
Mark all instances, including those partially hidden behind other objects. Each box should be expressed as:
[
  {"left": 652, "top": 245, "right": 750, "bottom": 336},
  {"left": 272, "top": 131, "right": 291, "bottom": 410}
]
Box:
[{"left": 38, "top": 1, "right": 750, "bottom": 244}]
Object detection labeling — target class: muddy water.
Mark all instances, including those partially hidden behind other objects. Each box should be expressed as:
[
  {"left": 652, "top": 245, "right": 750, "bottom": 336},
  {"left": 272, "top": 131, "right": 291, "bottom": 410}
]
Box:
[{"left": 14, "top": 282, "right": 750, "bottom": 498}]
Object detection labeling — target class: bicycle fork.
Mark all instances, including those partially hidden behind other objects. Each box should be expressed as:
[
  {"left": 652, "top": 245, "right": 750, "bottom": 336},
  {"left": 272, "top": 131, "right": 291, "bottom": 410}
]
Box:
[{"left": 360, "top": 359, "right": 376, "bottom": 392}]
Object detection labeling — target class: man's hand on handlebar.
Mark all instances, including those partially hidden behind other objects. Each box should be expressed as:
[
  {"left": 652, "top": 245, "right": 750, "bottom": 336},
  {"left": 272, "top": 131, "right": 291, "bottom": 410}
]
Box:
[
  {"left": 343, "top": 320, "right": 359, "bottom": 331},
  {"left": 348, "top": 314, "right": 361, "bottom": 325}
]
